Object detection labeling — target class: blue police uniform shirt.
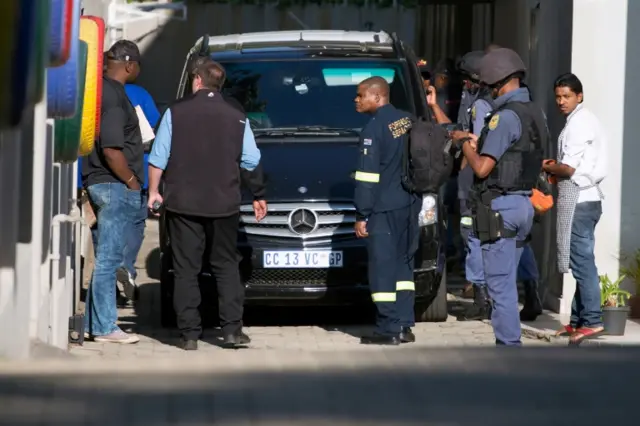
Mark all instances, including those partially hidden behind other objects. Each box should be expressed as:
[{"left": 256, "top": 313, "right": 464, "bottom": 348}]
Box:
[
  {"left": 479, "top": 87, "right": 532, "bottom": 196},
  {"left": 458, "top": 96, "right": 495, "bottom": 215},
  {"left": 354, "top": 104, "right": 413, "bottom": 219},
  {"left": 470, "top": 98, "right": 493, "bottom": 137},
  {"left": 457, "top": 88, "right": 477, "bottom": 130},
  {"left": 148, "top": 108, "right": 261, "bottom": 171},
  {"left": 124, "top": 84, "right": 160, "bottom": 128}
]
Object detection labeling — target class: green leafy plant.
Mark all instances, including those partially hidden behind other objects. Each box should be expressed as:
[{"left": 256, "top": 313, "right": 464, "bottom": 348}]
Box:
[
  {"left": 620, "top": 248, "right": 640, "bottom": 295},
  {"left": 600, "top": 274, "right": 631, "bottom": 307}
]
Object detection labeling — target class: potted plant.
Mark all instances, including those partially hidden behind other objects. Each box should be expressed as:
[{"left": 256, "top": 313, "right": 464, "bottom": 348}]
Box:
[
  {"left": 600, "top": 274, "right": 631, "bottom": 336},
  {"left": 620, "top": 249, "right": 640, "bottom": 318}
]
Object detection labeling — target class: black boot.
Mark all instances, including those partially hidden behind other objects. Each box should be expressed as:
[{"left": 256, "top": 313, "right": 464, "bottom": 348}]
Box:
[
  {"left": 457, "top": 285, "right": 492, "bottom": 321},
  {"left": 520, "top": 280, "right": 543, "bottom": 321}
]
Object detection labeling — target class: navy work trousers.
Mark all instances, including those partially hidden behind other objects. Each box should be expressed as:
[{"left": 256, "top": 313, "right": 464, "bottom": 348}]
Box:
[{"left": 366, "top": 206, "right": 418, "bottom": 336}]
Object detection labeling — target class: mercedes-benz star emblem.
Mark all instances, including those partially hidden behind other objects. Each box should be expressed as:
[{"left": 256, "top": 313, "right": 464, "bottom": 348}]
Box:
[{"left": 288, "top": 208, "right": 318, "bottom": 235}]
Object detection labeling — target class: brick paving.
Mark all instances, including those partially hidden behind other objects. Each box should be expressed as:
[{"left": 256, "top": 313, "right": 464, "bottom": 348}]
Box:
[{"left": 73, "top": 219, "right": 554, "bottom": 360}]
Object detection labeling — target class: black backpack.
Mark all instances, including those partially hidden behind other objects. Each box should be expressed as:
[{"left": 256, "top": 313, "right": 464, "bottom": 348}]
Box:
[{"left": 401, "top": 116, "right": 452, "bottom": 194}]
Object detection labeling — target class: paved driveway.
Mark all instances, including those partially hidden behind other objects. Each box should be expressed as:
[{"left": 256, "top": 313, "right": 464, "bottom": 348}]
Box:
[
  {"left": 74, "top": 219, "right": 556, "bottom": 359},
  {"left": 1, "top": 220, "right": 637, "bottom": 425},
  {"left": 1, "top": 347, "right": 638, "bottom": 425}
]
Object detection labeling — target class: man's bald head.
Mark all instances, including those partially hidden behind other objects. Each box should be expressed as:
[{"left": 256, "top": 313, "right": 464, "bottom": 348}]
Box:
[
  {"left": 355, "top": 76, "right": 390, "bottom": 114},
  {"left": 358, "top": 76, "right": 390, "bottom": 98}
]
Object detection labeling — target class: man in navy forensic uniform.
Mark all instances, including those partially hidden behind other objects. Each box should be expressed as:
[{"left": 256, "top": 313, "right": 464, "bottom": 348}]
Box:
[
  {"left": 454, "top": 48, "right": 545, "bottom": 346},
  {"left": 353, "top": 76, "right": 419, "bottom": 346}
]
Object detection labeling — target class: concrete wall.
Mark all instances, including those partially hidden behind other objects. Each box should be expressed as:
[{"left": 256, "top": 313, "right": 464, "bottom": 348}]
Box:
[
  {"left": 96, "top": 1, "right": 493, "bottom": 104},
  {"left": 492, "top": 0, "right": 574, "bottom": 311},
  {"left": 572, "top": 0, "right": 639, "bottom": 298},
  {"left": 493, "top": 0, "right": 639, "bottom": 311},
  {"left": 0, "top": 82, "right": 81, "bottom": 359}
]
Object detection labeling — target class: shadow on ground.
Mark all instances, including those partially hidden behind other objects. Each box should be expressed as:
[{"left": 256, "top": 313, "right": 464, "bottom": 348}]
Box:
[{"left": 1, "top": 347, "right": 639, "bottom": 425}]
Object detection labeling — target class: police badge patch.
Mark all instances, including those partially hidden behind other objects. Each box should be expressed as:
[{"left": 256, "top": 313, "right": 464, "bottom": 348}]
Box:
[
  {"left": 488, "top": 114, "right": 500, "bottom": 130},
  {"left": 363, "top": 138, "right": 372, "bottom": 145}
]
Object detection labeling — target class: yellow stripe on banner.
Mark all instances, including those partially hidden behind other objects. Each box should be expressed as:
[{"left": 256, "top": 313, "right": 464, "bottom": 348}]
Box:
[
  {"left": 78, "top": 18, "right": 100, "bottom": 156},
  {"left": 372, "top": 292, "right": 396, "bottom": 302},
  {"left": 354, "top": 171, "right": 380, "bottom": 183},
  {"left": 396, "top": 281, "right": 415, "bottom": 291}
]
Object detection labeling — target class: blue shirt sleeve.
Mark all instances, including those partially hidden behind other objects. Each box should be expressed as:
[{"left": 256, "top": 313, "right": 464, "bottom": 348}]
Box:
[
  {"left": 240, "top": 120, "right": 261, "bottom": 171},
  {"left": 148, "top": 109, "right": 172, "bottom": 170},
  {"left": 480, "top": 110, "right": 521, "bottom": 162},
  {"left": 471, "top": 99, "right": 493, "bottom": 137}
]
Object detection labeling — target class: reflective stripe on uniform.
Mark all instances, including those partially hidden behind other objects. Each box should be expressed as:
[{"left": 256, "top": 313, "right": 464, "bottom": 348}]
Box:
[
  {"left": 371, "top": 292, "right": 396, "bottom": 302},
  {"left": 460, "top": 216, "right": 473, "bottom": 226},
  {"left": 396, "top": 281, "right": 415, "bottom": 291},
  {"left": 354, "top": 171, "right": 380, "bottom": 183}
]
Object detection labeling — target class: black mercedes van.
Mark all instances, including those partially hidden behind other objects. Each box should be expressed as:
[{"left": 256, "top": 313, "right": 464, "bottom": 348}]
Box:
[{"left": 158, "top": 30, "right": 448, "bottom": 327}]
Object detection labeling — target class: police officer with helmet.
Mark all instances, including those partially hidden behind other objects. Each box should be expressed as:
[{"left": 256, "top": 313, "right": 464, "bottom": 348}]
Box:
[
  {"left": 353, "top": 76, "right": 420, "bottom": 346},
  {"left": 452, "top": 51, "right": 496, "bottom": 320},
  {"left": 454, "top": 51, "right": 543, "bottom": 323},
  {"left": 454, "top": 48, "right": 545, "bottom": 346}
]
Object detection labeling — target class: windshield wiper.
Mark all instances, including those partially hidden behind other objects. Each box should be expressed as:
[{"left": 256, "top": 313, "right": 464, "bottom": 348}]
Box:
[{"left": 253, "top": 126, "right": 360, "bottom": 136}]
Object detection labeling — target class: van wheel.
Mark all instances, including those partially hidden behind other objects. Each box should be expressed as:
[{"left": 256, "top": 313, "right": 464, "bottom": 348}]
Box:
[{"left": 415, "top": 270, "right": 448, "bottom": 322}]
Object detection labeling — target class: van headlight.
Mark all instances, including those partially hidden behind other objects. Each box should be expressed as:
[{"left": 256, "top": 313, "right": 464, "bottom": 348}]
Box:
[{"left": 418, "top": 194, "right": 437, "bottom": 227}]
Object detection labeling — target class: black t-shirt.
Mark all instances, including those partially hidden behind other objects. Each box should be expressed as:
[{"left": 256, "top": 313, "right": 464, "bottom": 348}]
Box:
[{"left": 82, "top": 76, "right": 144, "bottom": 187}]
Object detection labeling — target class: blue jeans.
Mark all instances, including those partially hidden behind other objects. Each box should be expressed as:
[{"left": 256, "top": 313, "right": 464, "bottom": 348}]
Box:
[
  {"left": 85, "top": 183, "right": 144, "bottom": 335},
  {"left": 569, "top": 201, "right": 603, "bottom": 328},
  {"left": 122, "top": 193, "right": 147, "bottom": 280}
]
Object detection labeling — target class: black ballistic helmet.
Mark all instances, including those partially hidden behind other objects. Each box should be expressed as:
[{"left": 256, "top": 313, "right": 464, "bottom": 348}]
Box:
[
  {"left": 479, "top": 48, "right": 526, "bottom": 85},
  {"left": 456, "top": 50, "right": 484, "bottom": 81}
]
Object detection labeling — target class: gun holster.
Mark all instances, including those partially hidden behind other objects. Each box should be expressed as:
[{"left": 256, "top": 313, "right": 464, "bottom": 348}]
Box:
[
  {"left": 469, "top": 191, "right": 505, "bottom": 244},
  {"left": 470, "top": 190, "right": 513, "bottom": 244},
  {"left": 473, "top": 203, "right": 504, "bottom": 244}
]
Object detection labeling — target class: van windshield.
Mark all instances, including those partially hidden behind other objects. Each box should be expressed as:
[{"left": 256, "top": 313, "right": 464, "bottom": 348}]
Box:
[{"left": 219, "top": 59, "right": 413, "bottom": 131}]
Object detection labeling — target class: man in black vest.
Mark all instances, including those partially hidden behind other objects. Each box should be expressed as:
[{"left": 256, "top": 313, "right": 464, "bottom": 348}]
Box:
[{"left": 147, "top": 57, "right": 266, "bottom": 350}]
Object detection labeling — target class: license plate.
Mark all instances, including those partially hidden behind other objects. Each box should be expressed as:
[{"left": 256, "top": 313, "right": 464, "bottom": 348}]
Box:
[{"left": 263, "top": 250, "right": 343, "bottom": 268}]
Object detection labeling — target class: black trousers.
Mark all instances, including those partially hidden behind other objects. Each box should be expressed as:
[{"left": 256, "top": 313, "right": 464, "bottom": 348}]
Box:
[{"left": 167, "top": 211, "right": 243, "bottom": 339}]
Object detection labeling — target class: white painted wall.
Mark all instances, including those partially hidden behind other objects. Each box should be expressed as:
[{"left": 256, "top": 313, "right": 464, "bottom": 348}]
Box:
[
  {"left": 0, "top": 74, "right": 81, "bottom": 358},
  {"left": 571, "top": 0, "right": 639, "bottom": 296},
  {"left": 494, "top": 0, "right": 639, "bottom": 312}
]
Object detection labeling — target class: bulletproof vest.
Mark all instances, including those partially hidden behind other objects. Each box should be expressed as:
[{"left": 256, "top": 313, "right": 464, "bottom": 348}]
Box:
[
  {"left": 474, "top": 101, "right": 546, "bottom": 195},
  {"left": 163, "top": 89, "right": 245, "bottom": 217}
]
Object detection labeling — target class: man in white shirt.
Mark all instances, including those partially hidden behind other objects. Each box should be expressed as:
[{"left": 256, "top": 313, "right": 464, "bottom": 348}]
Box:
[{"left": 543, "top": 73, "right": 607, "bottom": 345}]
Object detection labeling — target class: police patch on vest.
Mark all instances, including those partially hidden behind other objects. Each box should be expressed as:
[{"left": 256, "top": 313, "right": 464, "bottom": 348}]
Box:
[
  {"left": 388, "top": 117, "right": 411, "bottom": 139},
  {"left": 363, "top": 138, "right": 372, "bottom": 145},
  {"left": 488, "top": 114, "right": 500, "bottom": 130}
]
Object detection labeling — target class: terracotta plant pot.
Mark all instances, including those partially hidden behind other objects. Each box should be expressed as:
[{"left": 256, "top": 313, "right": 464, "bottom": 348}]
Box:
[{"left": 629, "top": 295, "right": 640, "bottom": 319}]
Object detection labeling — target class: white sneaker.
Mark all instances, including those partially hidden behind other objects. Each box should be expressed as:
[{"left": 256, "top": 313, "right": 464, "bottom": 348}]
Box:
[{"left": 94, "top": 329, "right": 140, "bottom": 344}]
